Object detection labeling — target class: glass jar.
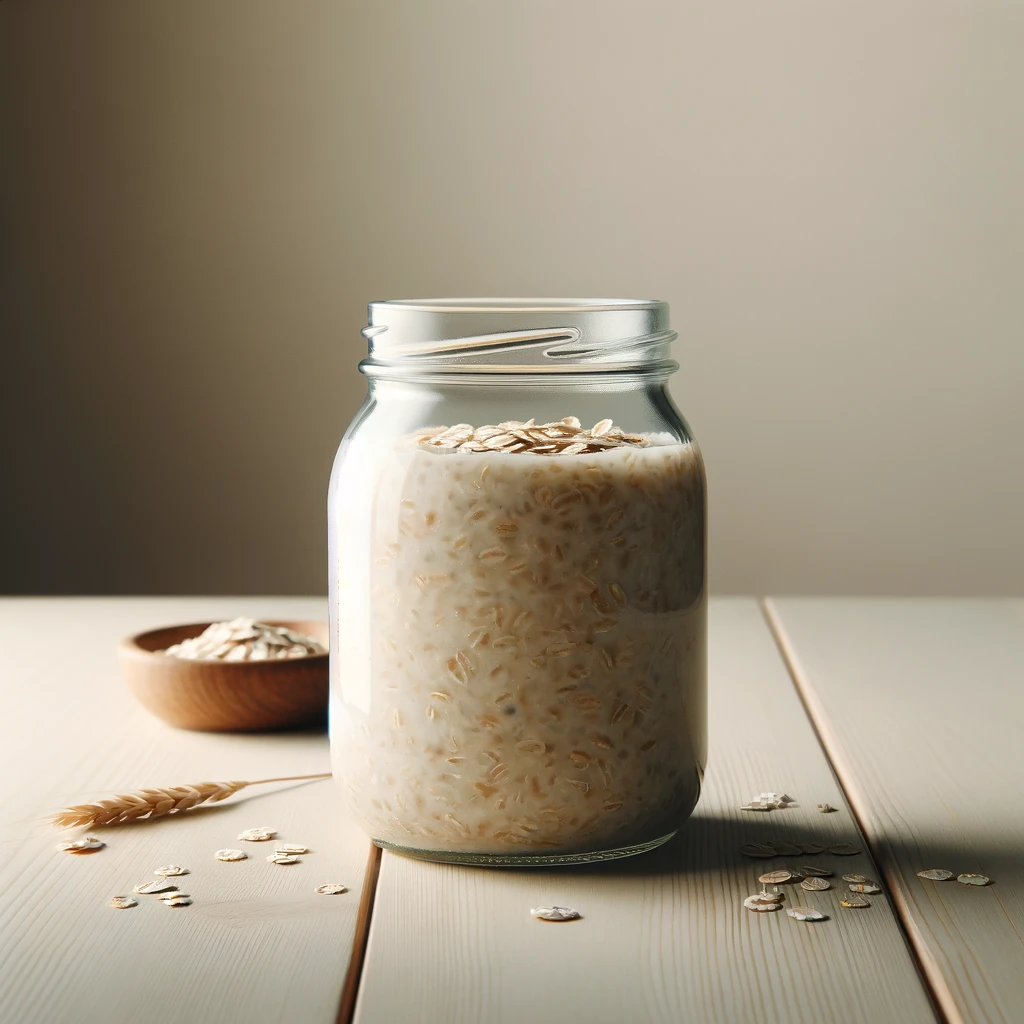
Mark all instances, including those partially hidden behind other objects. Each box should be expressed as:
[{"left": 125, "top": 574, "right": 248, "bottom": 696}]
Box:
[{"left": 328, "top": 299, "right": 706, "bottom": 866}]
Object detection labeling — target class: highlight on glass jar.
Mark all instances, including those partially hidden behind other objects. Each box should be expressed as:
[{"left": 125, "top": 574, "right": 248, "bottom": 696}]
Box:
[{"left": 328, "top": 299, "right": 707, "bottom": 866}]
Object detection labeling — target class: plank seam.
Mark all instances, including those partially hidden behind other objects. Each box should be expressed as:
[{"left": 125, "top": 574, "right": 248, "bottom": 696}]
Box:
[
  {"left": 760, "top": 597, "right": 954, "bottom": 1024},
  {"left": 336, "top": 842, "right": 383, "bottom": 1024}
]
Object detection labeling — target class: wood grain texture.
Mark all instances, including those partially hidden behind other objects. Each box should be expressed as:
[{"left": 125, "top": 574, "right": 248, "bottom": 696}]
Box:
[
  {"left": 353, "top": 598, "right": 937, "bottom": 1024},
  {"left": 766, "top": 598, "right": 1024, "bottom": 1024},
  {"left": 0, "top": 598, "right": 371, "bottom": 1024}
]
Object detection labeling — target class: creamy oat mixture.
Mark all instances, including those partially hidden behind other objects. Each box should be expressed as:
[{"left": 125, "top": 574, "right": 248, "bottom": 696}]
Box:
[{"left": 330, "top": 421, "right": 706, "bottom": 856}]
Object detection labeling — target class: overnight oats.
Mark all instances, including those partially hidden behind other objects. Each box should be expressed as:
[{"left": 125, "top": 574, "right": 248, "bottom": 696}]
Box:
[{"left": 330, "top": 415, "right": 706, "bottom": 864}]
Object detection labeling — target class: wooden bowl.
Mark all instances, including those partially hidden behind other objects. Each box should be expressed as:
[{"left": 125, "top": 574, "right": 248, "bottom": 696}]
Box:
[{"left": 119, "top": 620, "right": 329, "bottom": 732}]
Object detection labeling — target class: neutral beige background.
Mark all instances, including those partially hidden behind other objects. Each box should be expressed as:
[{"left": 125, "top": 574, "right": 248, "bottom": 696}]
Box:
[{"left": 2, "top": 1, "right": 1022, "bottom": 596}]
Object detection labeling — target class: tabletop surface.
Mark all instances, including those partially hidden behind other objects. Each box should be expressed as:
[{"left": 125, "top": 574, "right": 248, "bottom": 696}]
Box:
[{"left": 1, "top": 597, "right": 1021, "bottom": 1024}]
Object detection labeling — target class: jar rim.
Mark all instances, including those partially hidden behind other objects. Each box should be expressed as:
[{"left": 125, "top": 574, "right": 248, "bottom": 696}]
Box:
[{"left": 360, "top": 296, "right": 677, "bottom": 377}]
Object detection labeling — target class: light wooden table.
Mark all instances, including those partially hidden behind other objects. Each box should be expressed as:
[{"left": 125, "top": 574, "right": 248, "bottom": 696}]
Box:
[{"left": 1, "top": 598, "right": 1021, "bottom": 1024}]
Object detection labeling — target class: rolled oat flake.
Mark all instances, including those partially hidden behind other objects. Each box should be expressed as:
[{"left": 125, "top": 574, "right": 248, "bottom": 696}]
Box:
[
  {"left": 800, "top": 877, "right": 831, "bottom": 892},
  {"left": 842, "top": 873, "right": 871, "bottom": 884},
  {"left": 275, "top": 844, "right": 310, "bottom": 855},
  {"left": 787, "top": 906, "right": 826, "bottom": 921},
  {"left": 268, "top": 853, "right": 300, "bottom": 865},
  {"left": 157, "top": 891, "right": 191, "bottom": 901},
  {"left": 215, "top": 849, "right": 248, "bottom": 862},
  {"left": 238, "top": 827, "right": 277, "bottom": 842},
  {"left": 744, "top": 895, "right": 783, "bottom": 913},
  {"left": 739, "top": 844, "right": 777, "bottom": 859},
  {"left": 316, "top": 884, "right": 348, "bottom": 895},
  {"left": 163, "top": 896, "right": 193, "bottom": 907},
  {"left": 848, "top": 883, "right": 881, "bottom": 894},
  {"left": 916, "top": 868, "right": 954, "bottom": 881},
  {"left": 531, "top": 906, "right": 581, "bottom": 922},
  {"left": 134, "top": 880, "right": 181, "bottom": 895},
  {"left": 800, "top": 843, "right": 829, "bottom": 855},
  {"left": 109, "top": 896, "right": 138, "bottom": 909},
  {"left": 957, "top": 873, "right": 991, "bottom": 886},
  {"left": 57, "top": 836, "right": 105, "bottom": 854},
  {"left": 800, "top": 865, "right": 833, "bottom": 878},
  {"left": 759, "top": 869, "right": 797, "bottom": 884},
  {"left": 840, "top": 894, "right": 872, "bottom": 908},
  {"left": 829, "top": 843, "right": 860, "bottom": 856},
  {"left": 154, "top": 865, "right": 188, "bottom": 877}
]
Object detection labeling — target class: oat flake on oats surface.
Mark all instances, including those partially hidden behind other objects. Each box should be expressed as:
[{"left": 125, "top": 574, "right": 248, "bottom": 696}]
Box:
[
  {"left": 957, "top": 873, "right": 991, "bottom": 886},
  {"left": 161, "top": 617, "right": 325, "bottom": 662},
  {"left": 316, "top": 884, "right": 348, "bottom": 895},
  {"left": 57, "top": 836, "right": 105, "bottom": 854},
  {"left": 134, "top": 880, "right": 181, "bottom": 895},
  {"left": 238, "top": 827, "right": 277, "bottom": 842},
  {"left": 109, "top": 896, "right": 138, "bottom": 909},
  {"left": 917, "top": 868, "right": 954, "bottom": 881},
  {"left": 531, "top": 906, "right": 581, "bottom": 922},
  {"left": 215, "top": 849, "right": 248, "bottom": 862},
  {"left": 842, "top": 873, "right": 871, "bottom": 884},
  {"left": 154, "top": 865, "right": 188, "bottom": 877}
]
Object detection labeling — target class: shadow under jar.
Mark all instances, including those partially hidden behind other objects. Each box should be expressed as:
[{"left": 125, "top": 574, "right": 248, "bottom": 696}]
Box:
[{"left": 328, "top": 299, "right": 707, "bottom": 865}]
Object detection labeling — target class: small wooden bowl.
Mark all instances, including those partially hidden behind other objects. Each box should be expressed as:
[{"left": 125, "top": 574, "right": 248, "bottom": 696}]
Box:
[{"left": 119, "top": 620, "right": 329, "bottom": 732}]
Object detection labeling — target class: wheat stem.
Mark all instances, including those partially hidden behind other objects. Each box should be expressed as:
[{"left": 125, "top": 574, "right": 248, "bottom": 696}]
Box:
[{"left": 49, "top": 772, "right": 332, "bottom": 829}]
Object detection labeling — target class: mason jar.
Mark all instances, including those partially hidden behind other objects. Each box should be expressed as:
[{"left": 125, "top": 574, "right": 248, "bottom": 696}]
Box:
[{"left": 328, "top": 299, "right": 706, "bottom": 865}]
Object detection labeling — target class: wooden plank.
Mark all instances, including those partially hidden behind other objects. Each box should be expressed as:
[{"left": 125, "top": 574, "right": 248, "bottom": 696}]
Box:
[
  {"left": 766, "top": 598, "right": 1024, "bottom": 1024},
  {"left": 0, "top": 598, "right": 372, "bottom": 1024},
  {"left": 353, "top": 598, "right": 937, "bottom": 1024}
]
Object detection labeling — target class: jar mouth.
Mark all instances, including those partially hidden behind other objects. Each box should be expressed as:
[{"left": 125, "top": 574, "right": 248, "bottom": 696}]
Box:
[{"left": 359, "top": 297, "right": 678, "bottom": 377}]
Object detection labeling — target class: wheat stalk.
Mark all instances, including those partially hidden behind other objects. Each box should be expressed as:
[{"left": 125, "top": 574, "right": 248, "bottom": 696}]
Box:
[{"left": 49, "top": 773, "right": 332, "bottom": 829}]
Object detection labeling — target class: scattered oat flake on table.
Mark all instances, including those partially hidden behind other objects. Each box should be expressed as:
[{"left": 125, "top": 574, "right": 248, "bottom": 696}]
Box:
[
  {"left": 154, "top": 865, "right": 188, "bottom": 877},
  {"left": 239, "top": 827, "right": 277, "bottom": 842},
  {"left": 57, "top": 836, "right": 105, "bottom": 854},
  {"left": 801, "top": 865, "right": 833, "bottom": 877},
  {"left": 531, "top": 906, "right": 581, "bottom": 922},
  {"left": 275, "top": 844, "right": 309, "bottom": 855},
  {"left": 316, "top": 884, "right": 348, "bottom": 895},
  {"left": 109, "top": 896, "right": 137, "bottom": 909},
  {"left": 917, "top": 868, "right": 954, "bottom": 881},
  {"left": 817, "top": 803, "right": 837, "bottom": 813},
  {"left": 134, "top": 880, "right": 180, "bottom": 895},
  {"left": 848, "top": 883, "right": 881, "bottom": 894},
  {"left": 162, "top": 896, "right": 192, "bottom": 907},
  {"left": 787, "top": 906, "right": 827, "bottom": 921},
  {"left": 800, "top": 843, "right": 829, "bottom": 855},
  {"left": 157, "top": 891, "right": 190, "bottom": 901},
  {"left": 739, "top": 844, "right": 777, "bottom": 859},
  {"left": 840, "top": 894, "right": 872, "bottom": 908},
  {"left": 829, "top": 843, "right": 860, "bottom": 856},
  {"left": 215, "top": 849, "right": 247, "bottom": 862},
  {"left": 768, "top": 841, "right": 803, "bottom": 857},
  {"left": 842, "top": 873, "right": 871, "bottom": 884},
  {"left": 801, "top": 877, "right": 831, "bottom": 892},
  {"left": 267, "top": 853, "right": 300, "bottom": 865},
  {"left": 743, "top": 895, "right": 783, "bottom": 913},
  {"left": 759, "top": 870, "right": 797, "bottom": 884},
  {"left": 957, "top": 873, "right": 991, "bottom": 886}
]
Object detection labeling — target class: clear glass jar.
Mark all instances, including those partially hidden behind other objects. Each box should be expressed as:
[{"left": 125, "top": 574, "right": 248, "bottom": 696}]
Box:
[{"left": 328, "top": 299, "right": 706, "bottom": 866}]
